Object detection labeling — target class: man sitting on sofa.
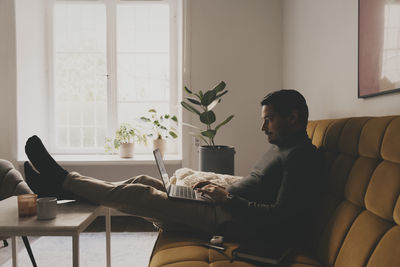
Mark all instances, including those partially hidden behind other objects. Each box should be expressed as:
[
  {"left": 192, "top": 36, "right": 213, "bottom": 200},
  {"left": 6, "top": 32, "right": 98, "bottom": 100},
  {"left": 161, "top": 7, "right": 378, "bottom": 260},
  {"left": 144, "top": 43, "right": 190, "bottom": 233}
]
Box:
[{"left": 24, "top": 89, "right": 324, "bottom": 248}]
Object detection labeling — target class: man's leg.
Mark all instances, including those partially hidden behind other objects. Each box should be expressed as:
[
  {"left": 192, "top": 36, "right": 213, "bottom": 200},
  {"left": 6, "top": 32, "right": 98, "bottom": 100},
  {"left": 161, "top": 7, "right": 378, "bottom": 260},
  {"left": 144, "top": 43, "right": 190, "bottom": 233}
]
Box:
[
  {"left": 64, "top": 172, "right": 218, "bottom": 233},
  {"left": 24, "top": 135, "right": 223, "bottom": 234}
]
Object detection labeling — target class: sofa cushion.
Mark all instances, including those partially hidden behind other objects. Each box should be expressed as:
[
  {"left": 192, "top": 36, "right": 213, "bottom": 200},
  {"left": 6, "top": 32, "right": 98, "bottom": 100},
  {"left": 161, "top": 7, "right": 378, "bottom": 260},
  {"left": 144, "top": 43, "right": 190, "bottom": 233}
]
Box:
[
  {"left": 366, "top": 226, "right": 400, "bottom": 267},
  {"left": 381, "top": 117, "right": 400, "bottom": 164},
  {"left": 333, "top": 210, "right": 392, "bottom": 267},
  {"left": 344, "top": 157, "right": 378, "bottom": 207},
  {"left": 365, "top": 161, "right": 400, "bottom": 221},
  {"left": 0, "top": 159, "right": 32, "bottom": 200},
  {"left": 358, "top": 116, "right": 394, "bottom": 159}
]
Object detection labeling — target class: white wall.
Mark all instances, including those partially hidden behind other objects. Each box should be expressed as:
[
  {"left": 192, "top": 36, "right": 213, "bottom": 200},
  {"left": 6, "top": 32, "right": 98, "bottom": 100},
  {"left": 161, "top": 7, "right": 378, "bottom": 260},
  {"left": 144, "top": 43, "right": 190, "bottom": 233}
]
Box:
[
  {"left": 15, "top": 0, "right": 49, "bottom": 160},
  {"left": 0, "top": 0, "right": 18, "bottom": 163},
  {"left": 187, "top": 0, "right": 282, "bottom": 176},
  {"left": 283, "top": 0, "right": 400, "bottom": 120}
]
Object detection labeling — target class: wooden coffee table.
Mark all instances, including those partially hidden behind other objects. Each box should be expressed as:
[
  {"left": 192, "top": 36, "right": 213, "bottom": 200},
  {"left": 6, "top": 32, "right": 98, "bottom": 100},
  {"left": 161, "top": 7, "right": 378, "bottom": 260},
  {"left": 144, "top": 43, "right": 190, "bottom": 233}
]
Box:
[{"left": 0, "top": 196, "right": 111, "bottom": 267}]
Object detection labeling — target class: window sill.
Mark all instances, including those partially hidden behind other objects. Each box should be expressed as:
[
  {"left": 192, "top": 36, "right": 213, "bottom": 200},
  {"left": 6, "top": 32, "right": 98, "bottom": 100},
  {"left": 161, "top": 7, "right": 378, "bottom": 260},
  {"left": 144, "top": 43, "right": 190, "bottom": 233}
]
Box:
[{"left": 17, "top": 154, "right": 182, "bottom": 166}]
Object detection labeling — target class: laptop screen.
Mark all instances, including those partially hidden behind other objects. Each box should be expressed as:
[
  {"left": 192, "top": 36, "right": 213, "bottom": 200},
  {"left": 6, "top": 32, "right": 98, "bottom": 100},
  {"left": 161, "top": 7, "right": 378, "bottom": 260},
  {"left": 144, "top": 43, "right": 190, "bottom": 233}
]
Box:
[{"left": 153, "top": 149, "right": 170, "bottom": 189}]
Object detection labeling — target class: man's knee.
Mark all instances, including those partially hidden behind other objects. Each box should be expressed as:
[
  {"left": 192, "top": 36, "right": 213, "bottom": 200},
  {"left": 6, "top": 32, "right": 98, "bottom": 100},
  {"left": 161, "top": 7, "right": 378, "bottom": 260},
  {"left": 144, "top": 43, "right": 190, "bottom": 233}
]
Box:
[
  {"left": 132, "top": 174, "right": 165, "bottom": 191},
  {"left": 133, "top": 175, "right": 152, "bottom": 184}
]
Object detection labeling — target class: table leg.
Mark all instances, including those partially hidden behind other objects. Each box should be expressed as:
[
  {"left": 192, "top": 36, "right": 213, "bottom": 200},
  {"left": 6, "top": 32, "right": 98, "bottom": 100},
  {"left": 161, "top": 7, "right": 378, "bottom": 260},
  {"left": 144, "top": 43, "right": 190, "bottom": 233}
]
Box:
[
  {"left": 73, "top": 235, "right": 79, "bottom": 267},
  {"left": 106, "top": 208, "right": 111, "bottom": 267},
  {"left": 12, "top": 236, "right": 17, "bottom": 267}
]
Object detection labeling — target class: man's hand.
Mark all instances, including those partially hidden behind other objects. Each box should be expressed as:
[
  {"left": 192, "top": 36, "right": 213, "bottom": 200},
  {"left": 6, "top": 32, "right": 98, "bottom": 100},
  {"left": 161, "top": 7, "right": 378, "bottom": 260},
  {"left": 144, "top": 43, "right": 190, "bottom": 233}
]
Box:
[
  {"left": 193, "top": 181, "right": 225, "bottom": 190},
  {"left": 195, "top": 183, "right": 229, "bottom": 203}
]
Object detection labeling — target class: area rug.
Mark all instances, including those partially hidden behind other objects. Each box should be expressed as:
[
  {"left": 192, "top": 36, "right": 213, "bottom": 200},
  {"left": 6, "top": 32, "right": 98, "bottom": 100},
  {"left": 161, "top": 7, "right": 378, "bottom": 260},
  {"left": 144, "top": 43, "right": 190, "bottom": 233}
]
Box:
[{"left": 1, "top": 232, "right": 158, "bottom": 267}]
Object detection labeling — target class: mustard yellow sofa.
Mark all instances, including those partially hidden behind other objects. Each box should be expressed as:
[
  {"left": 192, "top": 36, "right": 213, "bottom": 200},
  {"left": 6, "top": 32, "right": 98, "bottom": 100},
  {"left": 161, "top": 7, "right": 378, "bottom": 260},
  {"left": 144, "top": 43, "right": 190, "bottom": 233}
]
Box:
[{"left": 149, "top": 116, "right": 400, "bottom": 267}]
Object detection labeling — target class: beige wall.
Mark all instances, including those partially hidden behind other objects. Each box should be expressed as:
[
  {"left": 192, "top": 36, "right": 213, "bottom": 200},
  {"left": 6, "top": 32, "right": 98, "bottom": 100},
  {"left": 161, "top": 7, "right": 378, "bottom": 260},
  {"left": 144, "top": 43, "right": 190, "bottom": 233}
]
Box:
[
  {"left": 283, "top": 0, "right": 400, "bottom": 120},
  {"left": 0, "top": 0, "right": 17, "bottom": 163},
  {"left": 187, "top": 0, "right": 282, "bottom": 176}
]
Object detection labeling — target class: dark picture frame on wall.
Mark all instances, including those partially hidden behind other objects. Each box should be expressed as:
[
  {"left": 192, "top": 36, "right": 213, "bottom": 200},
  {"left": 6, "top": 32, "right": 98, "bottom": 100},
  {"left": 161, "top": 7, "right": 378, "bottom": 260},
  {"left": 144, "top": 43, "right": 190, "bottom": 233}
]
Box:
[{"left": 358, "top": 0, "right": 400, "bottom": 98}]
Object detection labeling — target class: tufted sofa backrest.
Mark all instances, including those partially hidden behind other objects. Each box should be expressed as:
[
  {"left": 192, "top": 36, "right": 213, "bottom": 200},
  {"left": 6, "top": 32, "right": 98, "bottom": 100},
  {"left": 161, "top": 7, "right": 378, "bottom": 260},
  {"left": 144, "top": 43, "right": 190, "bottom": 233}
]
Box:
[
  {"left": 307, "top": 116, "right": 400, "bottom": 267},
  {"left": 0, "top": 159, "right": 33, "bottom": 200}
]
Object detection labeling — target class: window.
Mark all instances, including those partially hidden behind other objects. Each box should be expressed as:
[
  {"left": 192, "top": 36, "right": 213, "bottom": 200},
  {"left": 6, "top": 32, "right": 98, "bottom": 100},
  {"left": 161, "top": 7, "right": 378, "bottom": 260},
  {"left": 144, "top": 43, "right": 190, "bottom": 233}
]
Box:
[{"left": 49, "top": 0, "right": 181, "bottom": 155}]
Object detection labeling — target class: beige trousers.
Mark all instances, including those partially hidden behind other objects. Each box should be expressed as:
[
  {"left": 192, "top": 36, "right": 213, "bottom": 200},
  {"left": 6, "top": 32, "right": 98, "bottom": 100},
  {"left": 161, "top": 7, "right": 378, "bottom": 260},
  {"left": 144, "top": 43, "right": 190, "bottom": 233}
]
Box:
[{"left": 63, "top": 172, "right": 229, "bottom": 234}]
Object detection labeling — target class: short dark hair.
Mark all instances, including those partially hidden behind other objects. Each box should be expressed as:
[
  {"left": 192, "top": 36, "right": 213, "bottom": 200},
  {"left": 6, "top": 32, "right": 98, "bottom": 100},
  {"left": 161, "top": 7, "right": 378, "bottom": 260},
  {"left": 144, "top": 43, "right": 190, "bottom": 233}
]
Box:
[{"left": 261, "top": 89, "right": 309, "bottom": 128}]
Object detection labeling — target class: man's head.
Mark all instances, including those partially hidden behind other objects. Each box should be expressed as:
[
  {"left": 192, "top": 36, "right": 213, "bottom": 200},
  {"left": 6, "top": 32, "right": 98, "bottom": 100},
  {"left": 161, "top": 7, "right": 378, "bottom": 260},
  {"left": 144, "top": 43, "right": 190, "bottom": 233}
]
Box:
[{"left": 260, "top": 89, "right": 309, "bottom": 145}]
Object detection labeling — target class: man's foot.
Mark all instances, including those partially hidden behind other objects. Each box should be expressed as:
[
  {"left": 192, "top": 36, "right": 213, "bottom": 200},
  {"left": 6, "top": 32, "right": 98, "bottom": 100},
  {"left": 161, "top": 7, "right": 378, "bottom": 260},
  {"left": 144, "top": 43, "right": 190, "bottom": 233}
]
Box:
[
  {"left": 24, "top": 161, "right": 71, "bottom": 198},
  {"left": 25, "top": 135, "right": 68, "bottom": 183},
  {"left": 24, "top": 161, "right": 42, "bottom": 195},
  {"left": 24, "top": 135, "right": 72, "bottom": 199}
]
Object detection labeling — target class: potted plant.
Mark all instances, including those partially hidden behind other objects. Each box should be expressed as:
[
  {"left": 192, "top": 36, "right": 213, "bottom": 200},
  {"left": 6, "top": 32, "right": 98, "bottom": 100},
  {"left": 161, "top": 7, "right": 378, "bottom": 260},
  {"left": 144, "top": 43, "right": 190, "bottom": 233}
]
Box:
[
  {"left": 140, "top": 109, "right": 178, "bottom": 157},
  {"left": 105, "top": 123, "right": 147, "bottom": 158},
  {"left": 181, "top": 81, "right": 235, "bottom": 174}
]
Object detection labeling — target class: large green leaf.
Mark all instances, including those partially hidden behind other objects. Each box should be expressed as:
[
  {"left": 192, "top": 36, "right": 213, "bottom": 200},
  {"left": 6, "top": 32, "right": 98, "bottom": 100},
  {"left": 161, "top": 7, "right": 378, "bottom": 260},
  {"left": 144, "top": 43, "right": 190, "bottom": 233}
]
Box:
[
  {"left": 187, "top": 97, "right": 201, "bottom": 105},
  {"left": 201, "top": 90, "right": 217, "bottom": 106},
  {"left": 184, "top": 86, "right": 192, "bottom": 94},
  {"left": 181, "top": 101, "right": 201, "bottom": 116},
  {"left": 207, "top": 98, "right": 221, "bottom": 111},
  {"left": 216, "top": 90, "right": 228, "bottom": 99},
  {"left": 212, "top": 81, "right": 226, "bottom": 93},
  {"left": 215, "top": 115, "right": 234, "bottom": 131},
  {"left": 200, "top": 111, "right": 216, "bottom": 125},
  {"left": 201, "top": 130, "right": 216, "bottom": 138}
]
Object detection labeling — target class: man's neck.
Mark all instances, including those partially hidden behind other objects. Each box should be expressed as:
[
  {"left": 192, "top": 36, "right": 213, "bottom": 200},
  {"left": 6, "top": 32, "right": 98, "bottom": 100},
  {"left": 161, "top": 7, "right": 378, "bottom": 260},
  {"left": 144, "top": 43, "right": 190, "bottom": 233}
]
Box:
[{"left": 277, "top": 130, "right": 309, "bottom": 148}]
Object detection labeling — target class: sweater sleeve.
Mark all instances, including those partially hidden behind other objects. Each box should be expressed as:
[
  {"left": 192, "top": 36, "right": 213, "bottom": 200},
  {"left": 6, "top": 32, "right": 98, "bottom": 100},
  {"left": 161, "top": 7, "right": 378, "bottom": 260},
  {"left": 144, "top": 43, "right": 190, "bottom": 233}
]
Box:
[{"left": 224, "top": 147, "right": 322, "bottom": 225}]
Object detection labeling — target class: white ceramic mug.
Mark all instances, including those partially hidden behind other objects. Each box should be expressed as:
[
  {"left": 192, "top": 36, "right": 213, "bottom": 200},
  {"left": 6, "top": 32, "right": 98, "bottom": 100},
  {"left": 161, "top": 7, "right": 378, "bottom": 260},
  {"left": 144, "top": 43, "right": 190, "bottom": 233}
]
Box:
[{"left": 36, "top": 197, "right": 57, "bottom": 220}]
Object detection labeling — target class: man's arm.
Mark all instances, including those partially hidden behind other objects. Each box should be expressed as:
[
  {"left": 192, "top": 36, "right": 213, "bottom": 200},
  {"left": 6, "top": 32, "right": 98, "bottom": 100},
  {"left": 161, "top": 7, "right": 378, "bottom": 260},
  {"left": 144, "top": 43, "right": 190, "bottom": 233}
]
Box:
[{"left": 223, "top": 147, "right": 323, "bottom": 225}]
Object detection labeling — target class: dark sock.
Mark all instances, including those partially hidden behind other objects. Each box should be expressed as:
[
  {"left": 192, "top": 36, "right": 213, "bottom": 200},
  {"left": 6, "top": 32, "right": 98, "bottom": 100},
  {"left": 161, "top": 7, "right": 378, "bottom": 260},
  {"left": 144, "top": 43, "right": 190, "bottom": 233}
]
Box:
[
  {"left": 25, "top": 135, "right": 68, "bottom": 184},
  {"left": 24, "top": 161, "right": 73, "bottom": 199},
  {"left": 24, "top": 161, "right": 43, "bottom": 196}
]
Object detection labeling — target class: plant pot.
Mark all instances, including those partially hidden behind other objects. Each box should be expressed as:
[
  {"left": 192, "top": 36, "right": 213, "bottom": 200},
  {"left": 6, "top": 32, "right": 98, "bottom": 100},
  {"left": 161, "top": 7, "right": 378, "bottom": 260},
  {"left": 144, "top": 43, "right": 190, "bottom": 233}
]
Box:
[
  {"left": 119, "top": 143, "right": 134, "bottom": 158},
  {"left": 199, "top": 145, "right": 235, "bottom": 175},
  {"left": 153, "top": 138, "right": 166, "bottom": 158}
]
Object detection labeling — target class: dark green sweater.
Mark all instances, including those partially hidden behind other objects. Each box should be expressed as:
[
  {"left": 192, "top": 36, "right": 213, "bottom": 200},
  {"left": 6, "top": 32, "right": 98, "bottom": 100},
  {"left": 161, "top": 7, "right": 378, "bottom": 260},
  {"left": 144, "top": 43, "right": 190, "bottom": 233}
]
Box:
[{"left": 224, "top": 132, "right": 325, "bottom": 245}]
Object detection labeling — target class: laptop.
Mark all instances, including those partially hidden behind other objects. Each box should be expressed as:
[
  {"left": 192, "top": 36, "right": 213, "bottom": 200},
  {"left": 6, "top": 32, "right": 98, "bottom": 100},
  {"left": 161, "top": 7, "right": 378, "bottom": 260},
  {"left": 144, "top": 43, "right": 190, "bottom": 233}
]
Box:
[{"left": 153, "top": 149, "right": 213, "bottom": 203}]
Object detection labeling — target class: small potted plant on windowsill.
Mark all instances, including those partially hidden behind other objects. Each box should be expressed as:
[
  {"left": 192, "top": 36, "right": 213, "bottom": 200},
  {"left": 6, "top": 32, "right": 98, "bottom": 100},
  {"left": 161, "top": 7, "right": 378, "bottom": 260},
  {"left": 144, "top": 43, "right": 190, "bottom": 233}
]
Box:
[
  {"left": 105, "top": 123, "right": 147, "bottom": 158},
  {"left": 140, "top": 109, "right": 178, "bottom": 158},
  {"left": 181, "top": 81, "right": 235, "bottom": 174}
]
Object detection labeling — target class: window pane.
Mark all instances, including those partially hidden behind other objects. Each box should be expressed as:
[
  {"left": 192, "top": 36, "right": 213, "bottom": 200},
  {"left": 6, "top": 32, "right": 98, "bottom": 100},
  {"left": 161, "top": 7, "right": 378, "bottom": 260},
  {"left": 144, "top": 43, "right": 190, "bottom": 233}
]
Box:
[
  {"left": 117, "top": 3, "right": 170, "bottom": 129},
  {"left": 117, "top": 5, "right": 169, "bottom": 52},
  {"left": 56, "top": 127, "right": 68, "bottom": 148},
  {"left": 118, "top": 54, "right": 169, "bottom": 102},
  {"left": 53, "top": 3, "right": 107, "bottom": 151},
  {"left": 83, "top": 127, "right": 95, "bottom": 147}
]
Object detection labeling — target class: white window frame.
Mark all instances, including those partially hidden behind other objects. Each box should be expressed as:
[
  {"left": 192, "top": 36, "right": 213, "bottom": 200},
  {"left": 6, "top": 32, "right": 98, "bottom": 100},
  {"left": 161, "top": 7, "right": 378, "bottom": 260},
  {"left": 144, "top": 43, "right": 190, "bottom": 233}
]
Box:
[{"left": 47, "top": 0, "right": 181, "bottom": 155}]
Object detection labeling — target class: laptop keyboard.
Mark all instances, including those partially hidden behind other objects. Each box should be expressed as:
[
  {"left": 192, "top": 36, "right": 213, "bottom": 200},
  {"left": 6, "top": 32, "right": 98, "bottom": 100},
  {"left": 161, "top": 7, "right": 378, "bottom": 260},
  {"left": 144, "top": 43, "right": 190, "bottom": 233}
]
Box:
[{"left": 171, "top": 185, "right": 196, "bottom": 199}]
